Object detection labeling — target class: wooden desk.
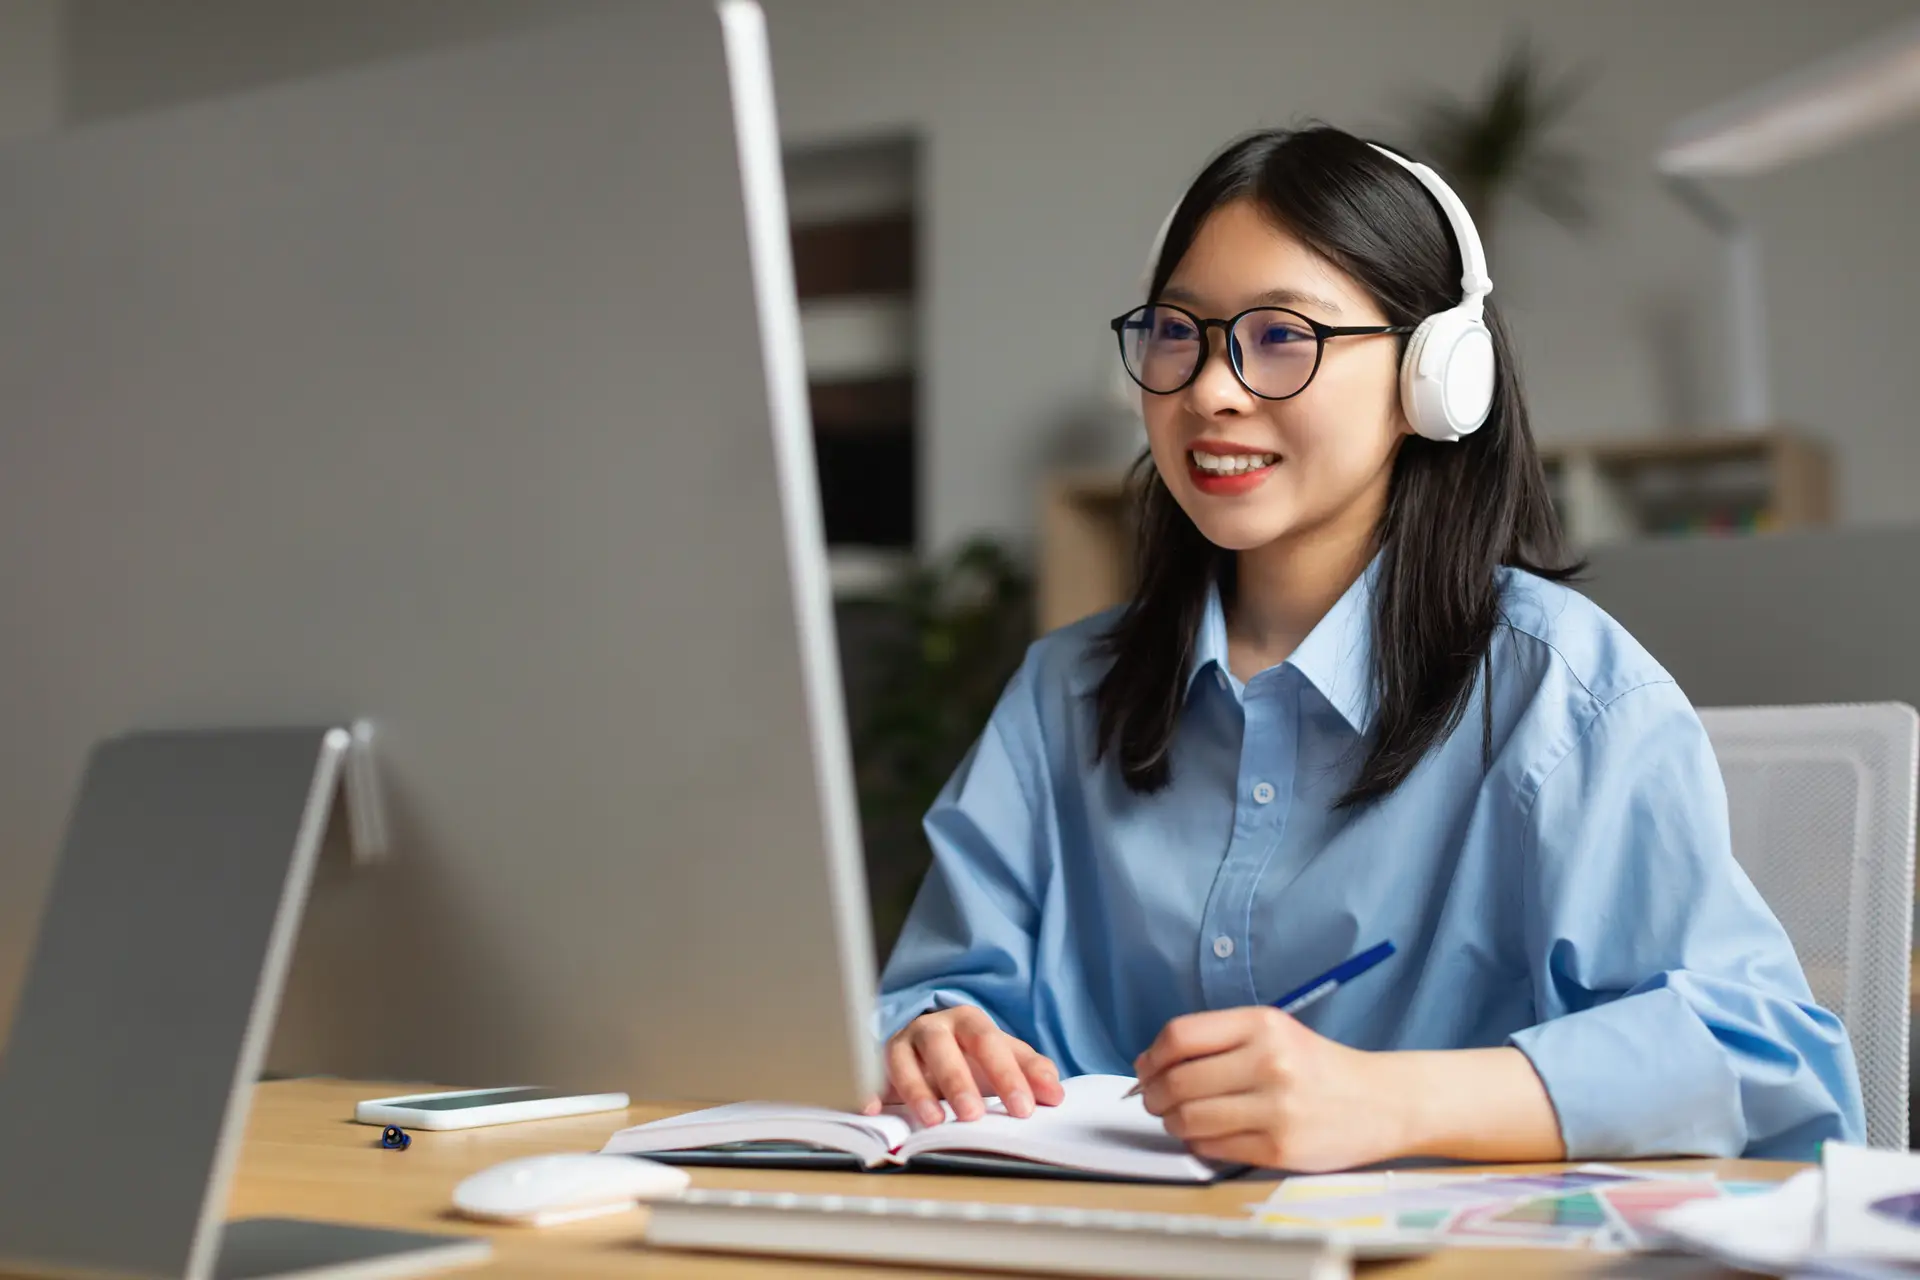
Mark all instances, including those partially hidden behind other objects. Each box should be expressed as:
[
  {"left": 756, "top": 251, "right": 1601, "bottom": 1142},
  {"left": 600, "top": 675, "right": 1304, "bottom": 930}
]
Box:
[{"left": 221, "top": 1079, "right": 1798, "bottom": 1279}]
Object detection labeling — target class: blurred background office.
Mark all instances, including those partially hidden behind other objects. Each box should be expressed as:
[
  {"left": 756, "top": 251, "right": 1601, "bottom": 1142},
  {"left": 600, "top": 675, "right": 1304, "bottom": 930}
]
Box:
[{"left": 3, "top": 0, "right": 1917, "bottom": 963}]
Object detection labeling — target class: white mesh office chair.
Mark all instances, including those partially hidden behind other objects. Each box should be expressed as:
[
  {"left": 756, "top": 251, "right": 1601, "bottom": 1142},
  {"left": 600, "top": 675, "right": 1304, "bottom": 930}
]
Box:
[{"left": 1698, "top": 703, "right": 1919, "bottom": 1149}]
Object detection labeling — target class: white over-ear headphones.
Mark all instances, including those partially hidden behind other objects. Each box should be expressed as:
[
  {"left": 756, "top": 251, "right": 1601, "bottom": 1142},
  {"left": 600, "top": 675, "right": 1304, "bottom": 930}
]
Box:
[
  {"left": 1127, "top": 142, "right": 1496, "bottom": 443},
  {"left": 1366, "top": 143, "right": 1495, "bottom": 442}
]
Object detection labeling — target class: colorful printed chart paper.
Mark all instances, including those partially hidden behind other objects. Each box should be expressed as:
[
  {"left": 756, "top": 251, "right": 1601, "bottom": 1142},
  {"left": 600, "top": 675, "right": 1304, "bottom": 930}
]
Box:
[
  {"left": 1255, "top": 1171, "right": 1466, "bottom": 1231},
  {"left": 1256, "top": 1169, "right": 1640, "bottom": 1225},
  {"left": 1252, "top": 1166, "right": 1783, "bottom": 1252},
  {"left": 1598, "top": 1180, "right": 1732, "bottom": 1247},
  {"left": 1488, "top": 1190, "right": 1610, "bottom": 1230}
]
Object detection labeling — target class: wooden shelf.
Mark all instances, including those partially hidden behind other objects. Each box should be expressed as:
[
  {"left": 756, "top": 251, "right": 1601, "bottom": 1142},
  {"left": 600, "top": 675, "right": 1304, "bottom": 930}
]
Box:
[
  {"left": 809, "top": 376, "right": 914, "bottom": 436},
  {"left": 1540, "top": 429, "right": 1830, "bottom": 544},
  {"left": 1037, "top": 469, "right": 1134, "bottom": 633},
  {"left": 791, "top": 212, "right": 913, "bottom": 296},
  {"left": 788, "top": 140, "right": 918, "bottom": 552}
]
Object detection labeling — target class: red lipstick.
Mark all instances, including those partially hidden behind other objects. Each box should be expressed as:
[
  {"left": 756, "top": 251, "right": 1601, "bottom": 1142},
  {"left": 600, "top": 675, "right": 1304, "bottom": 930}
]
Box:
[{"left": 1186, "top": 441, "right": 1279, "bottom": 496}]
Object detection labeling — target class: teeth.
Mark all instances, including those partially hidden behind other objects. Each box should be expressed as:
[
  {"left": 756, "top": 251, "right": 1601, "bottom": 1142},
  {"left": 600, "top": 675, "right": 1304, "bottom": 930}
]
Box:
[{"left": 1190, "top": 450, "right": 1277, "bottom": 475}]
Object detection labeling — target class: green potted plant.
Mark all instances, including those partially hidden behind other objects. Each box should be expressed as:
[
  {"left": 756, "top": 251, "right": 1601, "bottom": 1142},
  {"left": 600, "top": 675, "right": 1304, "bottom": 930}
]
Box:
[
  {"left": 1404, "top": 34, "right": 1596, "bottom": 245},
  {"left": 844, "top": 538, "right": 1033, "bottom": 960}
]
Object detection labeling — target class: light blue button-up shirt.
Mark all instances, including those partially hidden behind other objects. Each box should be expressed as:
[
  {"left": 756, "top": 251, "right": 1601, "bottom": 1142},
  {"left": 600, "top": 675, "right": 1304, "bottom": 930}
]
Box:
[{"left": 877, "top": 562, "right": 1864, "bottom": 1160}]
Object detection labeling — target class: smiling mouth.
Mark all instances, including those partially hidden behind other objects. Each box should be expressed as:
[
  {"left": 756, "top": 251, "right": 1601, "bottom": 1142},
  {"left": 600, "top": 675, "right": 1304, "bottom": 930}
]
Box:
[{"left": 1188, "top": 450, "right": 1278, "bottom": 475}]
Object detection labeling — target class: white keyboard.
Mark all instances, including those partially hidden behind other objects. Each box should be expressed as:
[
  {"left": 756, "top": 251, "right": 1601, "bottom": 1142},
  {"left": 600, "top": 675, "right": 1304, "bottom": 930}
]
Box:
[
  {"left": 671, "top": 1187, "right": 1318, "bottom": 1234},
  {"left": 644, "top": 1187, "right": 1431, "bottom": 1279}
]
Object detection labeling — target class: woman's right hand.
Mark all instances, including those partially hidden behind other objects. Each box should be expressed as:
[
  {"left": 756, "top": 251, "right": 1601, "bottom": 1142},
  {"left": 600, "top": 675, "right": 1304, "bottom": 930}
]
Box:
[{"left": 861, "top": 1005, "right": 1066, "bottom": 1124}]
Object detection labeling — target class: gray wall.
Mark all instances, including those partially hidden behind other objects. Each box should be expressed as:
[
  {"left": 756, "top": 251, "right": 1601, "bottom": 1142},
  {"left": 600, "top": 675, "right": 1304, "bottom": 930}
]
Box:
[
  {"left": 0, "top": 0, "right": 61, "bottom": 142},
  {"left": 46, "top": 1, "right": 1920, "bottom": 550}
]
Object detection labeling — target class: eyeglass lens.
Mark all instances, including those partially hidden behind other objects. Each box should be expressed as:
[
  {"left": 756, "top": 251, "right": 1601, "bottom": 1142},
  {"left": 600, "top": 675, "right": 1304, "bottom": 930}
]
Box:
[{"left": 1117, "top": 305, "right": 1320, "bottom": 399}]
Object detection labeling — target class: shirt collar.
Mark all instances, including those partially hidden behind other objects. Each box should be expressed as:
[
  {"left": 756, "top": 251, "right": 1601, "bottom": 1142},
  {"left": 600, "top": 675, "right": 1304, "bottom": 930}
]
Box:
[{"left": 1187, "top": 554, "right": 1379, "bottom": 735}]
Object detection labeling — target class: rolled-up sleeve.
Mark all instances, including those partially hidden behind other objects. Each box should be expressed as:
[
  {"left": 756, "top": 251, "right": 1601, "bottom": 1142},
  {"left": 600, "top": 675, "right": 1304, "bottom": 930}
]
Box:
[
  {"left": 1508, "top": 680, "right": 1865, "bottom": 1159},
  {"left": 874, "top": 654, "right": 1049, "bottom": 1045}
]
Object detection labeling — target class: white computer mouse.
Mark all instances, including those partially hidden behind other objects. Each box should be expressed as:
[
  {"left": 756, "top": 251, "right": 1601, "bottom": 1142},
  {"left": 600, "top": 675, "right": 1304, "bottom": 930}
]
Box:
[{"left": 451, "top": 1152, "right": 690, "bottom": 1227}]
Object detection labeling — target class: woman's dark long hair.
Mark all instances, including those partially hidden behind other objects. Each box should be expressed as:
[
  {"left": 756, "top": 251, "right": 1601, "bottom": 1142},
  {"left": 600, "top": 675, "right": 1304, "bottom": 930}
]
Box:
[{"left": 1092, "top": 125, "right": 1578, "bottom": 807}]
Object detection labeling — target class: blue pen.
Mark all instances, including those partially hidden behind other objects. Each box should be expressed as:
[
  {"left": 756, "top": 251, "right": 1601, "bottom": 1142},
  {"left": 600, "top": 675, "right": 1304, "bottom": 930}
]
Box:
[
  {"left": 1270, "top": 940, "right": 1397, "bottom": 1015},
  {"left": 1125, "top": 941, "right": 1397, "bottom": 1098}
]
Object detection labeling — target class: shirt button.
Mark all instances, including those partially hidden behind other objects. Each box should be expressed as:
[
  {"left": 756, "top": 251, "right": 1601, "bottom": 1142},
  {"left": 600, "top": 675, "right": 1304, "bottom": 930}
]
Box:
[
  {"left": 1252, "top": 781, "right": 1276, "bottom": 805},
  {"left": 1212, "top": 935, "right": 1235, "bottom": 959}
]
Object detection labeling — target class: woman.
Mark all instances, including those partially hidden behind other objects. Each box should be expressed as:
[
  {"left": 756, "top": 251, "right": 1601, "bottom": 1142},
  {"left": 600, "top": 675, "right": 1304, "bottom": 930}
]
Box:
[{"left": 869, "top": 125, "right": 1861, "bottom": 1170}]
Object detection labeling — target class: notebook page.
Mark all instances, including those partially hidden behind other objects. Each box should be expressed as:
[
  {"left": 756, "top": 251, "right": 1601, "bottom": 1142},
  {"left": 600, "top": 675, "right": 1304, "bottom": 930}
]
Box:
[
  {"left": 895, "top": 1075, "right": 1216, "bottom": 1182},
  {"left": 600, "top": 1101, "right": 909, "bottom": 1164}
]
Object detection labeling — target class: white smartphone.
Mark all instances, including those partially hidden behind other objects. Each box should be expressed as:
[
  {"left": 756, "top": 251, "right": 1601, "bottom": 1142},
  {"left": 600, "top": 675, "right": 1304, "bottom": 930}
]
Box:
[{"left": 354, "top": 1085, "right": 631, "bottom": 1131}]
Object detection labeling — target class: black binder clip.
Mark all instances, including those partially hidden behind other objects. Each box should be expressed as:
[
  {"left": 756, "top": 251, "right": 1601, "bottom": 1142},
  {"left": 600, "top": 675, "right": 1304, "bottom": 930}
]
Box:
[{"left": 379, "top": 1124, "right": 411, "bottom": 1151}]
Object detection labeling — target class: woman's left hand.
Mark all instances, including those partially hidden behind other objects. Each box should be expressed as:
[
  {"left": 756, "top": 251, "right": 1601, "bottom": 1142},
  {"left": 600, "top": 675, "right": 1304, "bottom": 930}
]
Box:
[{"left": 1132, "top": 1006, "right": 1407, "bottom": 1172}]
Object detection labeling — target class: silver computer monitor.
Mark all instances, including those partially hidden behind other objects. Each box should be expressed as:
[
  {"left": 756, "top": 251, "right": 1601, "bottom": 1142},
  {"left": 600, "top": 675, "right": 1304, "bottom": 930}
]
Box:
[{"left": 0, "top": 0, "right": 880, "bottom": 1111}]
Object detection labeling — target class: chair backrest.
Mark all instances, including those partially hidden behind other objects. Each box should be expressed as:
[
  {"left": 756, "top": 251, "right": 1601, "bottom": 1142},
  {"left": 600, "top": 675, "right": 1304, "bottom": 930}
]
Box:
[{"left": 1697, "top": 703, "right": 1919, "bottom": 1149}]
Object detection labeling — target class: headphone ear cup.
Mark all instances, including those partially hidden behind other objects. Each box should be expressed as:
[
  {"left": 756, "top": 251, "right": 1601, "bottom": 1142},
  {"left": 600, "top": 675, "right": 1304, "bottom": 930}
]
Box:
[{"left": 1398, "top": 308, "right": 1495, "bottom": 442}]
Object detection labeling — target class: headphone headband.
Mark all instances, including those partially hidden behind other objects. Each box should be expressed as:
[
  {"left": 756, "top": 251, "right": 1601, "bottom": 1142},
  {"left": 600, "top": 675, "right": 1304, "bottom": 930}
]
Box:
[
  {"left": 1138, "top": 145, "right": 1490, "bottom": 313},
  {"left": 1366, "top": 143, "right": 1491, "bottom": 316}
]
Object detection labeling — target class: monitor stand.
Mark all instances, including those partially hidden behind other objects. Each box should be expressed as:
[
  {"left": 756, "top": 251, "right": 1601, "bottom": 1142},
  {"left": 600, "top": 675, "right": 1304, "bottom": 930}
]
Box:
[
  {"left": 213, "top": 1219, "right": 488, "bottom": 1280},
  {"left": 0, "top": 727, "right": 489, "bottom": 1280}
]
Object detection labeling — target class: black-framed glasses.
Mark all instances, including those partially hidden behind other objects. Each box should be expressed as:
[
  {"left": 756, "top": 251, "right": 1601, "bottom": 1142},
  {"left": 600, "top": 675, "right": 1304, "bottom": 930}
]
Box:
[{"left": 1109, "top": 303, "right": 1415, "bottom": 401}]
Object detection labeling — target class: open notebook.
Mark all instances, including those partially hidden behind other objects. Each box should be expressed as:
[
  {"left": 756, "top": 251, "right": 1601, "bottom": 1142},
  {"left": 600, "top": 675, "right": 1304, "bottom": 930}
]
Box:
[{"left": 601, "top": 1075, "right": 1232, "bottom": 1183}]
